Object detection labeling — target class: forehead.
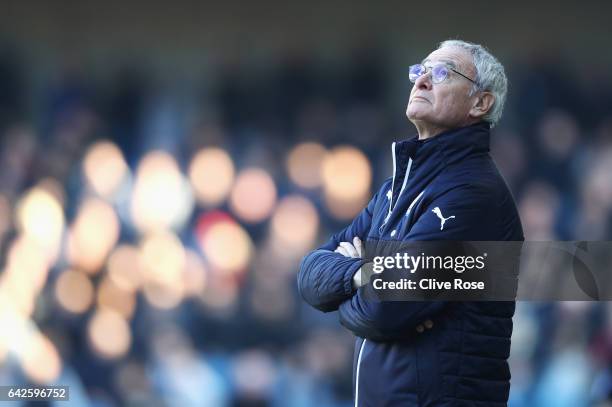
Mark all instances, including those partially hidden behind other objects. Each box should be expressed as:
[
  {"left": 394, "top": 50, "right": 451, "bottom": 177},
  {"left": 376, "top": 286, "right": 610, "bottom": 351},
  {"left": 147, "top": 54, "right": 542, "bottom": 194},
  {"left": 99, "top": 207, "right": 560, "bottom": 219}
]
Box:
[{"left": 422, "top": 46, "right": 474, "bottom": 73}]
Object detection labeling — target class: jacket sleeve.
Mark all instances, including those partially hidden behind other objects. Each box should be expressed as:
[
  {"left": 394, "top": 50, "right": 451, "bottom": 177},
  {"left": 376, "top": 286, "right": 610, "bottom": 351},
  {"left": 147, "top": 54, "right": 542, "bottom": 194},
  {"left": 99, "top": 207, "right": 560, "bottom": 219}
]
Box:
[
  {"left": 338, "top": 184, "right": 496, "bottom": 341},
  {"left": 297, "top": 182, "right": 390, "bottom": 313}
]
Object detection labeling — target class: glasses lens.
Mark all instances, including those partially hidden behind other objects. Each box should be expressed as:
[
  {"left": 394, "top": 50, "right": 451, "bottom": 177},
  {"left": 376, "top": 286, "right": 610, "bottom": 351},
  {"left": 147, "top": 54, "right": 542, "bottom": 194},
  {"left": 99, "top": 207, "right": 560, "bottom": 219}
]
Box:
[
  {"left": 409, "top": 64, "right": 426, "bottom": 83},
  {"left": 431, "top": 64, "right": 449, "bottom": 84}
]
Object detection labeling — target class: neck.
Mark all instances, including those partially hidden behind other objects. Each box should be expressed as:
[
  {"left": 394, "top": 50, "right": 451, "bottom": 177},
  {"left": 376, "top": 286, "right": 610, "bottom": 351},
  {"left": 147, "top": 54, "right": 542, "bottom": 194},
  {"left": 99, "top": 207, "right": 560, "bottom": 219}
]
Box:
[
  {"left": 415, "top": 122, "right": 450, "bottom": 140},
  {"left": 414, "top": 118, "right": 481, "bottom": 140}
]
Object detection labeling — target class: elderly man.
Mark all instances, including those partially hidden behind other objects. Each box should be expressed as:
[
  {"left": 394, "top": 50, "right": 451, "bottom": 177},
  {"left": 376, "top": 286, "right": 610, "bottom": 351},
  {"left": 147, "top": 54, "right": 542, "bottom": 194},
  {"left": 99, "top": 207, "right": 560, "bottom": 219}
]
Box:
[{"left": 298, "top": 40, "right": 523, "bottom": 406}]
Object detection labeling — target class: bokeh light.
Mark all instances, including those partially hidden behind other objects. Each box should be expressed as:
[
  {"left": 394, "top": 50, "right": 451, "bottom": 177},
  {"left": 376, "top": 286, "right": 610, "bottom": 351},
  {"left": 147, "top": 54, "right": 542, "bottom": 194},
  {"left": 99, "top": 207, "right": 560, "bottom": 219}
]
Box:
[
  {"left": 286, "top": 142, "right": 327, "bottom": 189},
  {"left": 67, "top": 198, "right": 120, "bottom": 273},
  {"left": 131, "top": 151, "right": 194, "bottom": 233},
  {"left": 1, "top": 236, "right": 51, "bottom": 317},
  {"left": 15, "top": 185, "right": 65, "bottom": 261},
  {"left": 322, "top": 146, "right": 371, "bottom": 200},
  {"left": 140, "top": 230, "right": 185, "bottom": 285},
  {"left": 37, "top": 177, "right": 66, "bottom": 209},
  {"left": 229, "top": 168, "right": 277, "bottom": 223},
  {"left": 107, "top": 245, "right": 143, "bottom": 293},
  {"left": 5, "top": 235, "right": 49, "bottom": 293},
  {"left": 0, "top": 274, "right": 35, "bottom": 319},
  {"left": 270, "top": 195, "right": 319, "bottom": 253},
  {"left": 0, "top": 296, "right": 28, "bottom": 363},
  {"left": 0, "top": 331, "right": 5, "bottom": 363},
  {"left": 88, "top": 309, "right": 131, "bottom": 359},
  {"left": 189, "top": 147, "right": 235, "bottom": 206},
  {"left": 140, "top": 230, "right": 186, "bottom": 309},
  {"left": 198, "top": 216, "right": 252, "bottom": 275},
  {"left": 142, "top": 281, "right": 184, "bottom": 310},
  {"left": 83, "top": 140, "right": 129, "bottom": 198},
  {"left": 97, "top": 276, "right": 137, "bottom": 319},
  {"left": 55, "top": 269, "right": 94, "bottom": 314},
  {"left": 321, "top": 146, "right": 371, "bottom": 219},
  {"left": 20, "top": 332, "right": 62, "bottom": 384}
]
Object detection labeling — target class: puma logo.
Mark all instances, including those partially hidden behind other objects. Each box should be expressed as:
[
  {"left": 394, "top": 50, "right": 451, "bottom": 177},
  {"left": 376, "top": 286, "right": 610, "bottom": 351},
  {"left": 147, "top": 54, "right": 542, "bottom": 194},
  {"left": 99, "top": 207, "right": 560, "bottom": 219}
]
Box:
[{"left": 432, "top": 207, "right": 455, "bottom": 231}]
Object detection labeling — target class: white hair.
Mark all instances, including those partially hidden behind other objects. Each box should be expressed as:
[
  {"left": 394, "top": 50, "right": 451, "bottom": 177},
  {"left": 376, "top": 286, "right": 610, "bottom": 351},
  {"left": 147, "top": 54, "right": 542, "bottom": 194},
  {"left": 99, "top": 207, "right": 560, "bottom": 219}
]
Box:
[{"left": 439, "top": 39, "right": 508, "bottom": 127}]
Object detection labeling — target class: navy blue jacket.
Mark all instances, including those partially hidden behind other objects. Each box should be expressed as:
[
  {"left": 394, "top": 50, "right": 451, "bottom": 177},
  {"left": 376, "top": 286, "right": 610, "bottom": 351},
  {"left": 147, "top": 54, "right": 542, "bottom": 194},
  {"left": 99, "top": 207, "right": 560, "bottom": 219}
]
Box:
[{"left": 298, "top": 122, "right": 524, "bottom": 406}]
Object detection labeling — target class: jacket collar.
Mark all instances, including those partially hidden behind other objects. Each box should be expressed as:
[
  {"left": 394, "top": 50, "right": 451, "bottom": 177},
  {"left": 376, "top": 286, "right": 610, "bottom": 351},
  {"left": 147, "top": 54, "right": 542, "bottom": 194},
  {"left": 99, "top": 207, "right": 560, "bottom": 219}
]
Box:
[
  {"left": 384, "top": 121, "right": 491, "bottom": 218},
  {"left": 395, "top": 121, "right": 491, "bottom": 166}
]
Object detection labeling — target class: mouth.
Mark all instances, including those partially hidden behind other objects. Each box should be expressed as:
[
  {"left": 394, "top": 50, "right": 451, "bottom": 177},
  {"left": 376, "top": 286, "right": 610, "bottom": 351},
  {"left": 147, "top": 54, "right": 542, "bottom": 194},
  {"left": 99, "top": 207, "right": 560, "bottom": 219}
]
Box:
[{"left": 411, "top": 96, "right": 430, "bottom": 103}]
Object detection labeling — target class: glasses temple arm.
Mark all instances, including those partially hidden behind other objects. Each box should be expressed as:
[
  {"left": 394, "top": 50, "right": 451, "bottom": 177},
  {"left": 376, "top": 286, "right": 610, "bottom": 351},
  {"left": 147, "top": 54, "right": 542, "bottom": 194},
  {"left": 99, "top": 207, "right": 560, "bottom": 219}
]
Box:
[{"left": 450, "top": 68, "right": 478, "bottom": 86}]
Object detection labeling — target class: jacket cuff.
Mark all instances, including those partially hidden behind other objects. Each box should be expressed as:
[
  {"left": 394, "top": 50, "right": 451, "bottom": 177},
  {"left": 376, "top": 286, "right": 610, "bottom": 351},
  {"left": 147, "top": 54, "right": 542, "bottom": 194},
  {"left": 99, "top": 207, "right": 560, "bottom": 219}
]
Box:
[{"left": 343, "top": 259, "right": 366, "bottom": 295}]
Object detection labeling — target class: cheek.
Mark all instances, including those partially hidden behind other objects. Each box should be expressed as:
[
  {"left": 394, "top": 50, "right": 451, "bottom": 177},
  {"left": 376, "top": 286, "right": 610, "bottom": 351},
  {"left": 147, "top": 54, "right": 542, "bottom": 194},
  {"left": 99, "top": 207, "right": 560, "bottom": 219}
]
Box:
[
  {"left": 434, "top": 92, "right": 467, "bottom": 116},
  {"left": 429, "top": 93, "right": 446, "bottom": 114}
]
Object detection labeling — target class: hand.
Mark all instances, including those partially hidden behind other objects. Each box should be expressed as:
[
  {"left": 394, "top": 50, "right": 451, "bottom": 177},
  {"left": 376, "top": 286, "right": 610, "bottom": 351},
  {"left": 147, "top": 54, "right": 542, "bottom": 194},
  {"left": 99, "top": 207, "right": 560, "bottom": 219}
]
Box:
[
  {"left": 334, "top": 237, "right": 366, "bottom": 289},
  {"left": 334, "top": 236, "right": 363, "bottom": 258}
]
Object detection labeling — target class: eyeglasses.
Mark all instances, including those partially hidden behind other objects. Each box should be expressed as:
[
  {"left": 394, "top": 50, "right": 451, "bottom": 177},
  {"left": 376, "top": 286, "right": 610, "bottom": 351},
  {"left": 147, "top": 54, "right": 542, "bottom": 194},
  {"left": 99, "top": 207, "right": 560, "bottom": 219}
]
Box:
[{"left": 409, "top": 63, "right": 477, "bottom": 85}]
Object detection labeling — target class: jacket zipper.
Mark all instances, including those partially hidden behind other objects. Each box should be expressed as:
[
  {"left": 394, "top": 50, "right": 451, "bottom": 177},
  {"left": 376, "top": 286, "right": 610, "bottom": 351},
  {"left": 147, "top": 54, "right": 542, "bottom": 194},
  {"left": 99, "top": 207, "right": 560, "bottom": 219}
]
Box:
[
  {"left": 354, "top": 338, "right": 366, "bottom": 407},
  {"left": 380, "top": 142, "right": 397, "bottom": 233},
  {"left": 406, "top": 189, "right": 425, "bottom": 218},
  {"left": 379, "top": 141, "right": 413, "bottom": 234}
]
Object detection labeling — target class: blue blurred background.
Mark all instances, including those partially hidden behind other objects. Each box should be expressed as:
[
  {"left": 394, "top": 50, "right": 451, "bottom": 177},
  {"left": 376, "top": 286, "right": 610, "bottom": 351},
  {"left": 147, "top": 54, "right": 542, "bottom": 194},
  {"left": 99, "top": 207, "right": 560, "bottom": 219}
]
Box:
[{"left": 0, "top": 1, "right": 611, "bottom": 406}]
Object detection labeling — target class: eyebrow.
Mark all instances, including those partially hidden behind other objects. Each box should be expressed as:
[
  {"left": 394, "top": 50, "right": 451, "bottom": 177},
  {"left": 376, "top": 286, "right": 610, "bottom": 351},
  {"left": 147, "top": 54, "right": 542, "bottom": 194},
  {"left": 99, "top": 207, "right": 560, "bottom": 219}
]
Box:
[{"left": 421, "top": 58, "right": 457, "bottom": 69}]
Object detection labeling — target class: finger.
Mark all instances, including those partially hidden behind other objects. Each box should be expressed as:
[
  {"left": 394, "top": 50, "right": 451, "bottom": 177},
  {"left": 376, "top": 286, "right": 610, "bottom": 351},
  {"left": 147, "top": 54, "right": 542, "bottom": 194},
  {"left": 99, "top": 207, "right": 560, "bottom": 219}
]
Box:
[
  {"left": 339, "top": 242, "right": 357, "bottom": 257},
  {"left": 353, "top": 236, "right": 363, "bottom": 257},
  {"left": 335, "top": 246, "right": 350, "bottom": 257},
  {"left": 339, "top": 242, "right": 358, "bottom": 258}
]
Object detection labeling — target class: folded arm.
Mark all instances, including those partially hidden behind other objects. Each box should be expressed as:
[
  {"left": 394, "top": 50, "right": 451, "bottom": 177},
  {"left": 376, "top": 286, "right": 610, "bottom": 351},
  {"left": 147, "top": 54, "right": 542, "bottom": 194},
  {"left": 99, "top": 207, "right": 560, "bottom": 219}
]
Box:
[
  {"left": 338, "top": 184, "right": 495, "bottom": 341},
  {"left": 297, "top": 182, "right": 389, "bottom": 312}
]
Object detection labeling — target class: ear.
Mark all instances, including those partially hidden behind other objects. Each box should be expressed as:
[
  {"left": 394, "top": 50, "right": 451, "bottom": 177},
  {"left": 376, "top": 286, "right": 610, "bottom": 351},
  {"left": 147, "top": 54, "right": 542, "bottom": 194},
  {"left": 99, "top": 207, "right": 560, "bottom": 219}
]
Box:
[{"left": 469, "top": 92, "right": 495, "bottom": 120}]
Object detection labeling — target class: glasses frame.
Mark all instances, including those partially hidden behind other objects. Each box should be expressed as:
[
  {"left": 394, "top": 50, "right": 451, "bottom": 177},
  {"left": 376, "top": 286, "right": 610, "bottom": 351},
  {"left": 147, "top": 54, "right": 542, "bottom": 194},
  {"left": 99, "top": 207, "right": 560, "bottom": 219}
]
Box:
[{"left": 409, "top": 63, "right": 478, "bottom": 86}]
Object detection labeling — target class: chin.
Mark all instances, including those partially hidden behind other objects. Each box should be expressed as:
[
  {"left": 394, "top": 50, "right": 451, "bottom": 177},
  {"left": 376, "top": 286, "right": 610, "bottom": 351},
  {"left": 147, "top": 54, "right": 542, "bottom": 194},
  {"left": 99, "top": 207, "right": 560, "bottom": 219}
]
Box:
[{"left": 406, "top": 107, "right": 426, "bottom": 122}]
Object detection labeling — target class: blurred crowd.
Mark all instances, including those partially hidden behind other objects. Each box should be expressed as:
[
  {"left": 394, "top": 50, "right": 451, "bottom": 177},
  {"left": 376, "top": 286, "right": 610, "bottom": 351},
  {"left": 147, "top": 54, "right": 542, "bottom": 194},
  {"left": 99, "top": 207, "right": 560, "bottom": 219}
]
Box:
[{"left": 0, "top": 43, "right": 611, "bottom": 407}]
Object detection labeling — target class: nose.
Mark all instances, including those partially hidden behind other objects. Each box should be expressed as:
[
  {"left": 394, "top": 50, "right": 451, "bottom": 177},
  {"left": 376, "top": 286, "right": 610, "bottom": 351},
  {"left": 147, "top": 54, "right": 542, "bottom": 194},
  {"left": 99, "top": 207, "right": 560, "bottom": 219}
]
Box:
[{"left": 414, "top": 72, "right": 432, "bottom": 90}]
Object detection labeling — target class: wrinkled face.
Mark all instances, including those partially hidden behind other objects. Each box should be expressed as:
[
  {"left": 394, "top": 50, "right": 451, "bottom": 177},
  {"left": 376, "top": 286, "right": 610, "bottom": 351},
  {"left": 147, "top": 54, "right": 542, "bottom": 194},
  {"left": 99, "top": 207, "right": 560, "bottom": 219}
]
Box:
[{"left": 406, "top": 46, "right": 478, "bottom": 130}]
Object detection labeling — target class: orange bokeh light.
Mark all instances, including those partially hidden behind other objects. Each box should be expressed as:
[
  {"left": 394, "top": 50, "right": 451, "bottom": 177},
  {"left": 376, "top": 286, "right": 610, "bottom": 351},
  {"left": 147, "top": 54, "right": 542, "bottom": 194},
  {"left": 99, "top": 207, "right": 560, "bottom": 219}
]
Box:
[
  {"left": 199, "top": 219, "right": 252, "bottom": 275},
  {"left": 67, "top": 198, "right": 120, "bottom": 273},
  {"left": 321, "top": 146, "right": 371, "bottom": 219},
  {"left": 107, "top": 245, "right": 143, "bottom": 292},
  {"left": 15, "top": 186, "right": 64, "bottom": 261},
  {"left": 286, "top": 142, "right": 327, "bottom": 189},
  {"left": 189, "top": 147, "right": 235, "bottom": 206},
  {"left": 83, "top": 140, "right": 129, "bottom": 198},
  {"left": 88, "top": 309, "right": 132, "bottom": 359},
  {"left": 97, "top": 276, "right": 137, "bottom": 319},
  {"left": 270, "top": 195, "right": 319, "bottom": 252},
  {"left": 229, "top": 168, "right": 277, "bottom": 223},
  {"left": 20, "top": 332, "right": 62, "bottom": 384},
  {"left": 55, "top": 269, "right": 94, "bottom": 314}
]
